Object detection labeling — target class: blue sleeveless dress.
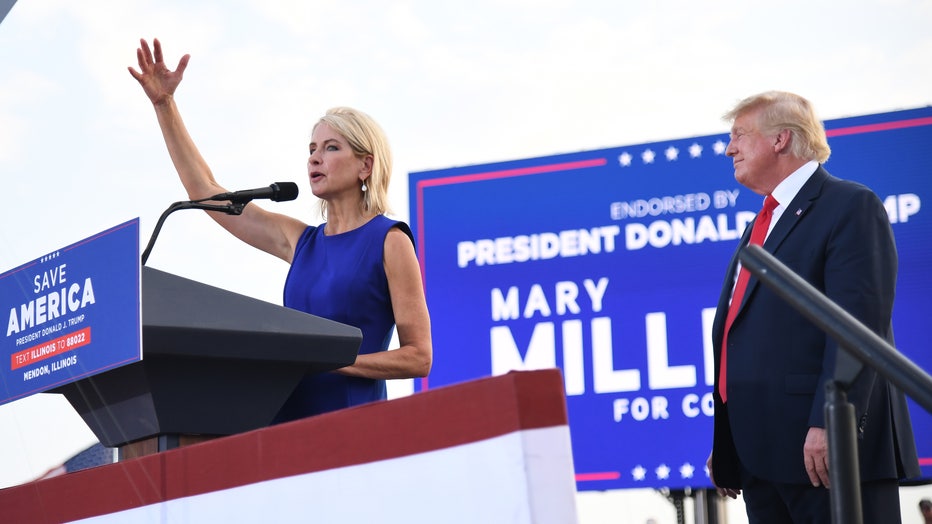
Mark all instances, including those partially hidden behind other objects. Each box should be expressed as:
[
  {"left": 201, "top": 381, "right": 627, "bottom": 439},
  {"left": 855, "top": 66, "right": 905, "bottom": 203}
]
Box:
[{"left": 274, "top": 215, "right": 414, "bottom": 421}]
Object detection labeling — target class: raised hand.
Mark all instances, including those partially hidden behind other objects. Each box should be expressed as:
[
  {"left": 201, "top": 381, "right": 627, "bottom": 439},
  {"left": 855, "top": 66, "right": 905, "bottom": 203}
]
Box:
[{"left": 128, "top": 38, "right": 190, "bottom": 106}]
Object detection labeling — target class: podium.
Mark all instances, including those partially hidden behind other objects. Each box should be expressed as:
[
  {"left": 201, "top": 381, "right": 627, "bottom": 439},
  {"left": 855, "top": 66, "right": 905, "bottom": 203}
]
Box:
[
  {"left": 51, "top": 267, "right": 362, "bottom": 455},
  {"left": 1, "top": 370, "right": 579, "bottom": 524}
]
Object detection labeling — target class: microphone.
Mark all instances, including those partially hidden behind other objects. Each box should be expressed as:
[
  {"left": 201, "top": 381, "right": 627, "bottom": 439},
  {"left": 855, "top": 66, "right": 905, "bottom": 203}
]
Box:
[
  {"left": 207, "top": 182, "right": 300, "bottom": 203},
  {"left": 143, "top": 181, "right": 300, "bottom": 265}
]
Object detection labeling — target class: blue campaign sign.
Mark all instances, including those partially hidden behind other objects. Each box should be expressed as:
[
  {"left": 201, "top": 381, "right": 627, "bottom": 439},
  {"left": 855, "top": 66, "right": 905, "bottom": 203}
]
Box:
[
  {"left": 0, "top": 218, "right": 142, "bottom": 405},
  {"left": 409, "top": 107, "right": 932, "bottom": 491}
]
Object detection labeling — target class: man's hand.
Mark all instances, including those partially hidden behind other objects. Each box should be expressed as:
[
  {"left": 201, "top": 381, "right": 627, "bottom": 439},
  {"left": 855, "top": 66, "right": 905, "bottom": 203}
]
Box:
[
  {"left": 803, "top": 426, "right": 830, "bottom": 488},
  {"left": 707, "top": 452, "right": 741, "bottom": 499}
]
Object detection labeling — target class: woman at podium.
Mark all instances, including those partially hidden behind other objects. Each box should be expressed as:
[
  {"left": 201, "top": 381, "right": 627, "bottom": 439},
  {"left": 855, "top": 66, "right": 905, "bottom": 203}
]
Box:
[{"left": 128, "top": 38, "right": 432, "bottom": 420}]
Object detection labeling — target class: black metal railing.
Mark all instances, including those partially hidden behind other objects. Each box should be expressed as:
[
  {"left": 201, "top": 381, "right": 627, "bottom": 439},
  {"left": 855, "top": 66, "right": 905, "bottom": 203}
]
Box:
[{"left": 739, "top": 244, "right": 932, "bottom": 524}]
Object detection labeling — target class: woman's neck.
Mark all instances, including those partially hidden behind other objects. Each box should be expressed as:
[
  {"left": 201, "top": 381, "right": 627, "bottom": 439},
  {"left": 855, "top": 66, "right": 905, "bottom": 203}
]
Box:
[{"left": 325, "top": 199, "right": 376, "bottom": 235}]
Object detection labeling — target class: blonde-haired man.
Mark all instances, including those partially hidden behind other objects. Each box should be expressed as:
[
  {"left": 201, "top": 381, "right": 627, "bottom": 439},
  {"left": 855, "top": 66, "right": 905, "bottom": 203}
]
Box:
[{"left": 706, "top": 91, "right": 919, "bottom": 523}]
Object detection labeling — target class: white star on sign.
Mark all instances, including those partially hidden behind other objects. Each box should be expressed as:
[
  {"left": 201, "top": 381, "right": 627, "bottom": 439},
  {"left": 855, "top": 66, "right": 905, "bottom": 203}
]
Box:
[
  {"left": 618, "top": 152, "right": 632, "bottom": 167},
  {"left": 632, "top": 465, "right": 647, "bottom": 481},
  {"left": 665, "top": 146, "right": 679, "bottom": 161},
  {"left": 680, "top": 463, "right": 695, "bottom": 479},
  {"left": 656, "top": 464, "right": 671, "bottom": 480},
  {"left": 689, "top": 143, "right": 703, "bottom": 158},
  {"left": 713, "top": 140, "right": 727, "bottom": 155},
  {"left": 642, "top": 149, "right": 656, "bottom": 164}
]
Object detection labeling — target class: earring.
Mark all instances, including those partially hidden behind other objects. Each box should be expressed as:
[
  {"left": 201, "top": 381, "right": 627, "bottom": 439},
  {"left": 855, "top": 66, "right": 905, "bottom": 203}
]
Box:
[{"left": 361, "top": 182, "right": 368, "bottom": 192}]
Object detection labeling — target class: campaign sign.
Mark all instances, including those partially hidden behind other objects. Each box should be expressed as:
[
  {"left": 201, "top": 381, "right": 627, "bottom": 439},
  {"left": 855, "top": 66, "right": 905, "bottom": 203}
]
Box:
[
  {"left": 408, "top": 107, "right": 932, "bottom": 491},
  {"left": 0, "top": 218, "right": 142, "bottom": 406}
]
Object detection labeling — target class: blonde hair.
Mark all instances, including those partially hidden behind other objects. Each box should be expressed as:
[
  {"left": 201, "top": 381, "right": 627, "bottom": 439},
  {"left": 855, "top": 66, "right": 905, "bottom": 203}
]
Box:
[
  {"left": 724, "top": 91, "right": 831, "bottom": 163},
  {"left": 314, "top": 107, "right": 393, "bottom": 217}
]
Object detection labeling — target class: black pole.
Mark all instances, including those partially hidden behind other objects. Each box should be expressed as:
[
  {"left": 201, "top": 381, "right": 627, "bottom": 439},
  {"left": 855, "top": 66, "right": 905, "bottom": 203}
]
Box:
[
  {"left": 141, "top": 200, "right": 245, "bottom": 265},
  {"left": 825, "top": 381, "right": 863, "bottom": 524},
  {"left": 693, "top": 489, "right": 721, "bottom": 524},
  {"left": 659, "top": 488, "right": 687, "bottom": 524},
  {"left": 672, "top": 490, "right": 685, "bottom": 524}
]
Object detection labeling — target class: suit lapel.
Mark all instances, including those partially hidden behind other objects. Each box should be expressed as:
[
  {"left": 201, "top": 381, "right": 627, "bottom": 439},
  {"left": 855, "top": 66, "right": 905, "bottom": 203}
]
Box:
[
  {"left": 716, "top": 166, "right": 831, "bottom": 340},
  {"left": 739, "top": 166, "right": 829, "bottom": 305},
  {"left": 763, "top": 166, "right": 828, "bottom": 252}
]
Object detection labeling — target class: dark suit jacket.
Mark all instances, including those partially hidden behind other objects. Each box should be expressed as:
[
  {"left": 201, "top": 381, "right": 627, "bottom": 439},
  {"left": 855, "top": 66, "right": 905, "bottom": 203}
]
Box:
[{"left": 711, "top": 166, "right": 920, "bottom": 488}]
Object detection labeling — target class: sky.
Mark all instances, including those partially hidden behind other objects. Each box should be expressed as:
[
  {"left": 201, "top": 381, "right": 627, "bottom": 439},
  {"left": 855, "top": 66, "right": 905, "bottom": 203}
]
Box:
[{"left": 1, "top": 0, "right": 931, "bottom": 521}]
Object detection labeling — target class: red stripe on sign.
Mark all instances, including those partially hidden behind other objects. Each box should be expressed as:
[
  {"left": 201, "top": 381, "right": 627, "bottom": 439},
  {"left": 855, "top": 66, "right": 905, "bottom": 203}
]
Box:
[
  {"left": 417, "top": 158, "right": 607, "bottom": 189},
  {"left": 576, "top": 471, "right": 621, "bottom": 482},
  {"left": 826, "top": 116, "right": 932, "bottom": 137},
  {"left": 10, "top": 327, "right": 91, "bottom": 370}
]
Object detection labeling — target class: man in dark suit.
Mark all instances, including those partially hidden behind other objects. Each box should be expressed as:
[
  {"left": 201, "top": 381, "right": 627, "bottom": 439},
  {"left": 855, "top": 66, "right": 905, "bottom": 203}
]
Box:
[{"left": 706, "top": 91, "right": 920, "bottom": 523}]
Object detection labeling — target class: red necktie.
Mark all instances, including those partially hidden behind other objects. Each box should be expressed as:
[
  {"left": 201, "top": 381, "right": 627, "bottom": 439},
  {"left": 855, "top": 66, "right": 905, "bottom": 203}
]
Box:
[{"left": 719, "top": 195, "right": 779, "bottom": 402}]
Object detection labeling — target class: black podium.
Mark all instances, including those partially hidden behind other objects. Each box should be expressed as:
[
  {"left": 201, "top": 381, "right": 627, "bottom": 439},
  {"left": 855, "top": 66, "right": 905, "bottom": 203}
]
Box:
[{"left": 52, "top": 267, "right": 362, "bottom": 455}]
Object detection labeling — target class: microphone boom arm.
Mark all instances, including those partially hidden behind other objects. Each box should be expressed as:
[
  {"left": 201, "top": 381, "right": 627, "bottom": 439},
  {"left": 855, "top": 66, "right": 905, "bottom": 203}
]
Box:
[{"left": 141, "top": 200, "right": 247, "bottom": 265}]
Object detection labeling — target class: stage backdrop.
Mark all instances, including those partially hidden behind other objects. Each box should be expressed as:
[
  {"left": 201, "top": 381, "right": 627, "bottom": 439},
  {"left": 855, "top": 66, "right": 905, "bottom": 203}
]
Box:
[{"left": 408, "top": 106, "right": 932, "bottom": 491}]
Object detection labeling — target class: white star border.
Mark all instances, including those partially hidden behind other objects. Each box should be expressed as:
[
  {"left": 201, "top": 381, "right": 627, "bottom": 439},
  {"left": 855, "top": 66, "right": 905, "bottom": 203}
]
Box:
[
  {"left": 40, "top": 251, "right": 63, "bottom": 263},
  {"left": 617, "top": 138, "right": 728, "bottom": 168},
  {"left": 628, "top": 461, "right": 707, "bottom": 482}
]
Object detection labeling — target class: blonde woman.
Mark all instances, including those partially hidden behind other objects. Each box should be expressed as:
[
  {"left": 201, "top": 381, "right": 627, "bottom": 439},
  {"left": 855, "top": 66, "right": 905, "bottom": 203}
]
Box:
[{"left": 129, "top": 38, "right": 431, "bottom": 420}]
